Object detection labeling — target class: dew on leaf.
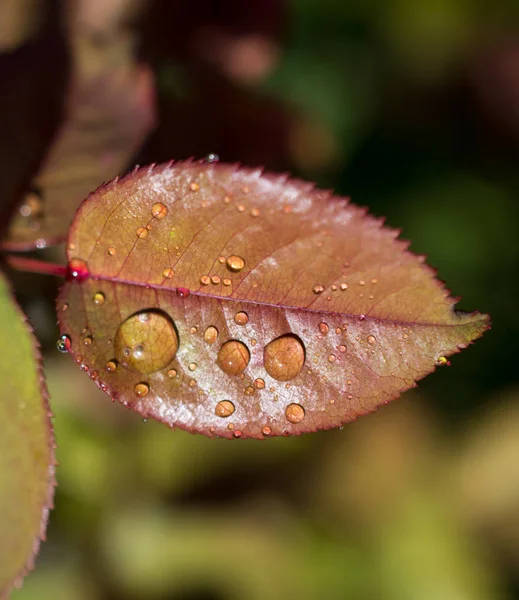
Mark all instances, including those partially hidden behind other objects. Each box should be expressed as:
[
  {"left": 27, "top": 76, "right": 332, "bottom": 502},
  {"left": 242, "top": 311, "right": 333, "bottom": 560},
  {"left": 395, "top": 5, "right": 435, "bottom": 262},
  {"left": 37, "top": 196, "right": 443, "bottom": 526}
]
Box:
[
  {"left": 105, "top": 360, "right": 118, "bottom": 372},
  {"left": 226, "top": 255, "right": 245, "bottom": 272},
  {"left": 359, "top": 314, "right": 366, "bottom": 321},
  {"left": 244, "top": 386, "right": 255, "bottom": 396},
  {"left": 250, "top": 208, "right": 260, "bottom": 217},
  {"left": 177, "top": 288, "right": 190, "bottom": 298},
  {"left": 167, "top": 368, "right": 177, "bottom": 378},
  {"left": 318, "top": 322, "right": 329, "bottom": 335},
  {"left": 114, "top": 310, "right": 179, "bottom": 374},
  {"left": 338, "top": 345, "right": 346, "bottom": 353},
  {"left": 218, "top": 256, "right": 226, "bottom": 264},
  {"left": 107, "top": 247, "right": 116, "bottom": 256},
  {"left": 190, "top": 182, "right": 200, "bottom": 191},
  {"left": 163, "top": 267, "right": 174, "bottom": 279},
  {"left": 437, "top": 356, "right": 451, "bottom": 366},
  {"left": 134, "top": 382, "right": 150, "bottom": 397},
  {"left": 234, "top": 311, "right": 249, "bottom": 325},
  {"left": 367, "top": 335, "right": 376, "bottom": 345},
  {"left": 205, "top": 153, "right": 220, "bottom": 163},
  {"left": 340, "top": 283, "right": 348, "bottom": 291},
  {"left": 211, "top": 275, "right": 221, "bottom": 285},
  {"left": 136, "top": 227, "right": 148, "bottom": 239},
  {"left": 61, "top": 303, "right": 69, "bottom": 311},
  {"left": 254, "top": 378, "right": 265, "bottom": 389},
  {"left": 151, "top": 202, "right": 168, "bottom": 219},
  {"left": 236, "top": 204, "right": 246, "bottom": 213},
  {"left": 223, "top": 278, "right": 232, "bottom": 286},
  {"left": 285, "top": 403, "right": 305, "bottom": 424},
  {"left": 217, "top": 340, "right": 250, "bottom": 375},
  {"left": 233, "top": 430, "right": 242, "bottom": 438},
  {"left": 204, "top": 326, "right": 218, "bottom": 344},
  {"left": 263, "top": 334, "right": 305, "bottom": 381},
  {"left": 200, "top": 275, "right": 210, "bottom": 285},
  {"left": 84, "top": 336, "right": 93, "bottom": 346},
  {"left": 188, "top": 362, "right": 197, "bottom": 372},
  {"left": 328, "top": 354, "right": 336, "bottom": 363},
  {"left": 93, "top": 292, "right": 105, "bottom": 305},
  {"left": 67, "top": 258, "right": 90, "bottom": 282},
  {"left": 57, "top": 334, "right": 72, "bottom": 353},
  {"left": 262, "top": 426, "right": 272, "bottom": 436},
  {"left": 20, "top": 191, "right": 43, "bottom": 218},
  {"left": 313, "top": 284, "right": 324, "bottom": 294}
]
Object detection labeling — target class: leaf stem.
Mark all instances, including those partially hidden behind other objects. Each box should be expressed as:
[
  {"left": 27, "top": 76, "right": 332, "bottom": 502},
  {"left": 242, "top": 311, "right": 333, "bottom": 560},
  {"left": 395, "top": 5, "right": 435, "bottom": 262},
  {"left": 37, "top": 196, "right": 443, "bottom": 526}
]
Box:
[{"left": 4, "top": 254, "right": 67, "bottom": 278}]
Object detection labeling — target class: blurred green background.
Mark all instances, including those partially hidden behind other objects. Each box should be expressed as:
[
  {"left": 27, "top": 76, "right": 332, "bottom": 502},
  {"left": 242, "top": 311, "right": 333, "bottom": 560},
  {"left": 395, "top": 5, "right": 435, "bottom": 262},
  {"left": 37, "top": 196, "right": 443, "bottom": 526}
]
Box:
[{"left": 6, "top": 0, "right": 519, "bottom": 598}]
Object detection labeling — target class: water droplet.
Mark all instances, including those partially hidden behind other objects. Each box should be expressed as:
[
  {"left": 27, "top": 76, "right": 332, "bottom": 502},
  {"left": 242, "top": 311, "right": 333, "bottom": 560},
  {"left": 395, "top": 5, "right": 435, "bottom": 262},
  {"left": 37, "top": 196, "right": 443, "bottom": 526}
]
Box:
[
  {"left": 93, "top": 292, "right": 105, "bottom": 305},
  {"left": 107, "top": 247, "right": 116, "bottom": 256},
  {"left": 262, "top": 426, "right": 272, "bottom": 436},
  {"left": 114, "top": 310, "right": 179, "bottom": 374},
  {"left": 233, "top": 430, "right": 242, "bottom": 438},
  {"left": 188, "top": 362, "right": 197, "bottom": 371},
  {"left": 234, "top": 311, "right": 249, "bottom": 326},
  {"left": 205, "top": 153, "right": 219, "bottom": 163},
  {"left": 223, "top": 196, "right": 231, "bottom": 205},
  {"left": 328, "top": 354, "right": 336, "bottom": 363},
  {"left": 236, "top": 204, "right": 246, "bottom": 213},
  {"left": 215, "top": 400, "right": 235, "bottom": 417},
  {"left": 218, "top": 256, "right": 226, "bottom": 264},
  {"left": 223, "top": 278, "right": 232, "bottom": 286},
  {"left": 254, "top": 378, "right": 265, "bottom": 389},
  {"left": 313, "top": 284, "right": 324, "bottom": 294},
  {"left": 371, "top": 278, "right": 378, "bottom": 284},
  {"left": 211, "top": 275, "right": 221, "bottom": 285},
  {"left": 359, "top": 280, "right": 366, "bottom": 286},
  {"left": 163, "top": 267, "right": 174, "bottom": 279},
  {"left": 217, "top": 340, "right": 250, "bottom": 375},
  {"left": 367, "top": 335, "right": 376, "bottom": 345},
  {"left": 189, "top": 378, "right": 197, "bottom": 387},
  {"left": 61, "top": 303, "right": 69, "bottom": 311},
  {"left": 263, "top": 335, "right": 305, "bottom": 381},
  {"left": 359, "top": 314, "right": 366, "bottom": 321},
  {"left": 204, "top": 326, "right": 218, "bottom": 344},
  {"left": 200, "top": 275, "right": 210, "bottom": 285},
  {"left": 56, "top": 334, "right": 71, "bottom": 353},
  {"left": 177, "top": 287, "right": 190, "bottom": 298},
  {"left": 84, "top": 336, "right": 93, "bottom": 346},
  {"left": 167, "top": 368, "right": 177, "bottom": 378},
  {"left": 106, "top": 360, "right": 118, "bottom": 372},
  {"left": 136, "top": 227, "right": 148, "bottom": 239},
  {"left": 250, "top": 208, "right": 260, "bottom": 217},
  {"left": 20, "top": 191, "right": 43, "bottom": 218},
  {"left": 338, "top": 345, "right": 346, "bottom": 353},
  {"left": 67, "top": 258, "right": 90, "bottom": 282},
  {"left": 318, "top": 322, "right": 329, "bottom": 335},
  {"left": 285, "top": 403, "right": 305, "bottom": 424},
  {"left": 226, "top": 255, "right": 245, "bottom": 272},
  {"left": 437, "top": 356, "right": 451, "bottom": 366},
  {"left": 151, "top": 202, "right": 168, "bottom": 219},
  {"left": 244, "top": 385, "right": 255, "bottom": 396},
  {"left": 190, "top": 182, "right": 200, "bottom": 191},
  {"left": 189, "top": 326, "right": 198, "bottom": 334},
  {"left": 134, "top": 382, "right": 149, "bottom": 397},
  {"left": 340, "top": 283, "right": 348, "bottom": 291}
]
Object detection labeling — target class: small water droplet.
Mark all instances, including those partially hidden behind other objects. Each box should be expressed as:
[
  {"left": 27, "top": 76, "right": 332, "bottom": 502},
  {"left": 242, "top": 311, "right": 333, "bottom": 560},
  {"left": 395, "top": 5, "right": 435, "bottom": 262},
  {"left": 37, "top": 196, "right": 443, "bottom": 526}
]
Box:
[
  {"left": 20, "top": 191, "right": 43, "bottom": 218},
  {"left": 188, "top": 362, "right": 197, "bottom": 371},
  {"left": 84, "top": 336, "right": 93, "bottom": 346},
  {"left": 189, "top": 326, "right": 198, "bottom": 334},
  {"left": 136, "top": 227, "right": 148, "bottom": 239},
  {"left": 437, "top": 356, "right": 451, "bottom": 366},
  {"left": 215, "top": 400, "right": 235, "bottom": 417},
  {"left": 262, "top": 426, "right": 272, "bottom": 436},
  {"left": 190, "top": 182, "right": 200, "bottom": 191},
  {"left": 226, "top": 255, "right": 245, "bottom": 272},
  {"left": 359, "top": 314, "right": 366, "bottom": 321},
  {"left": 67, "top": 258, "right": 90, "bottom": 282},
  {"left": 244, "top": 385, "right": 255, "bottom": 396},
  {"left": 134, "top": 382, "right": 149, "bottom": 397},
  {"left": 217, "top": 340, "right": 250, "bottom": 375},
  {"left": 340, "top": 283, "right": 348, "bottom": 291},
  {"left": 205, "top": 153, "right": 219, "bottom": 163},
  {"left": 223, "top": 278, "right": 232, "bottom": 286},
  {"left": 242, "top": 186, "right": 249, "bottom": 194},
  {"left": 367, "top": 335, "right": 376, "bottom": 345},
  {"left": 359, "top": 280, "right": 366, "bottom": 286},
  {"left": 163, "top": 267, "right": 174, "bottom": 279},
  {"left": 328, "top": 354, "right": 336, "bottom": 363},
  {"left": 204, "top": 326, "right": 218, "bottom": 344},
  {"left": 223, "top": 196, "right": 231, "bottom": 205},
  {"left": 234, "top": 311, "right": 248, "bottom": 326},
  {"left": 254, "top": 378, "right": 265, "bottom": 389},
  {"left": 236, "top": 204, "right": 246, "bottom": 213},
  {"left": 167, "top": 368, "right": 177, "bottom": 378},
  {"left": 218, "top": 256, "right": 226, "bottom": 264},
  {"left": 177, "top": 287, "right": 190, "bottom": 298},
  {"left": 151, "top": 202, "right": 168, "bottom": 219},
  {"left": 250, "top": 208, "right": 260, "bottom": 217},
  {"left": 106, "top": 359, "right": 118, "bottom": 372},
  {"left": 107, "top": 247, "right": 116, "bottom": 256},
  {"left": 200, "top": 275, "right": 210, "bottom": 285},
  {"left": 285, "top": 403, "right": 305, "bottom": 424},
  {"left": 115, "top": 310, "right": 179, "bottom": 374},
  {"left": 56, "top": 334, "right": 71, "bottom": 353},
  {"left": 61, "top": 303, "right": 69, "bottom": 311},
  {"left": 313, "top": 284, "right": 324, "bottom": 294},
  {"left": 318, "top": 322, "right": 329, "bottom": 335},
  {"left": 338, "top": 345, "right": 346, "bottom": 353},
  {"left": 93, "top": 292, "right": 105, "bottom": 305},
  {"left": 142, "top": 418, "right": 149, "bottom": 423},
  {"left": 371, "top": 278, "right": 378, "bottom": 284},
  {"left": 211, "top": 275, "right": 221, "bottom": 285},
  {"left": 264, "top": 335, "right": 305, "bottom": 381},
  {"left": 189, "top": 379, "right": 197, "bottom": 387}
]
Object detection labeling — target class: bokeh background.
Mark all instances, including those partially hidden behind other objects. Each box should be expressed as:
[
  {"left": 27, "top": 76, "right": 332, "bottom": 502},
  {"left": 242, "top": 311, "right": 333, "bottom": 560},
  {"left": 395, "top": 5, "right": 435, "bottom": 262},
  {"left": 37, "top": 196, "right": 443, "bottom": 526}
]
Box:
[{"left": 3, "top": 0, "right": 519, "bottom": 598}]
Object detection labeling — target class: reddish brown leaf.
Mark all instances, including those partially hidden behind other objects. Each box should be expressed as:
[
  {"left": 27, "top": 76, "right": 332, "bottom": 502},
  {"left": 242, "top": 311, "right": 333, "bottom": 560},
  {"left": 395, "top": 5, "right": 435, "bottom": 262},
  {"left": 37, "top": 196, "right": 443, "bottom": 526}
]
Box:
[
  {"left": 57, "top": 162, "right": 489, "bottom": 439},
  {"left": 0, "top": 272, "right": 55, "bottom": 596},
  {"left": 2, "top": 26, "right": 155, "bottom": 251}
]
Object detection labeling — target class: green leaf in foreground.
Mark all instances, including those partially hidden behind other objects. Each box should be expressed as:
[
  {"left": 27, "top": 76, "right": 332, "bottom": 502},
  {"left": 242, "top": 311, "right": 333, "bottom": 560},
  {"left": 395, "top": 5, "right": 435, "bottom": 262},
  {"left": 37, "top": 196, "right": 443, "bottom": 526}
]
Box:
[{"left": 0, "top": 272, "right": 55, "bottom": 598}]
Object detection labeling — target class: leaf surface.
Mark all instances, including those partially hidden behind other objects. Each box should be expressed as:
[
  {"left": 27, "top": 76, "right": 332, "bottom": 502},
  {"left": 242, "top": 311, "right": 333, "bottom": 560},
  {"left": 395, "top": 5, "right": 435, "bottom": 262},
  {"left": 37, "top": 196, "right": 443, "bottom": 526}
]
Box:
[
  {"left": 2, "top": 25, "right": 155, "bottom": 250},
  {"left": 0, "top": 272, "right": 55, "bottom": 597},
  {"left": 57, "top": 162, "right": 489, "bottom": 439}
]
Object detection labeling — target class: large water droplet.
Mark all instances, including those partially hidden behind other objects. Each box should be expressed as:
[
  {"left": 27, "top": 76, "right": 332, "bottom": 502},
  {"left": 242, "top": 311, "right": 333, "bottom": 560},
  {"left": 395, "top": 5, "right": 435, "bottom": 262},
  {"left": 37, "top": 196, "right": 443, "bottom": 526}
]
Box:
[
  {"left": 67, "top": 258, "right": 90, "bottom": 282},
  {"left": 134, "top": 382, "right": 150, "bottom": 397},
  {"left": 285, "top": 403, "right": 305, "bottom": 424},
  {"left": 234, "top": 311, "right": 249, "bottom": 325},
  {"left": 254, "top": 378, "right": 265, "bottom": 389},
  {"left": 217, "top": 340, "right": 250, "bottom": 375},
  {"left": 263, "top": 335, "right": 305, "bottom": 381},
  {"left": 215, "top": 400, "right": 235, "bottom": 417},
  {"left": 151, "top": 202, "right": 168, "bottom": 219},
  {"left": 56, "top": 334, "right": 71, "bottom": 353},
  {"left": 163, "top": 267, "right": 174, "bottom": 279},
  {"left": 114, "top": 310, "right": 179, "bottom": 374},
  {"left": 204, "top": 326, "right": 218, "bottom": 344},
  {"left": 226, "top": 255, "right": 245, "bottom": 272}
]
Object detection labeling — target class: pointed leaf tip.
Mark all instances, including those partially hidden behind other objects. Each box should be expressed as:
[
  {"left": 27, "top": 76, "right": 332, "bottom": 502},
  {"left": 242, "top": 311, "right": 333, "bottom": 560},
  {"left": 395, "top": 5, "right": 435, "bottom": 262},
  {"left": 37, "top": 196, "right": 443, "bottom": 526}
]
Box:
[{"left": 57, "top": 161, "right": 489, "bottom": 439}]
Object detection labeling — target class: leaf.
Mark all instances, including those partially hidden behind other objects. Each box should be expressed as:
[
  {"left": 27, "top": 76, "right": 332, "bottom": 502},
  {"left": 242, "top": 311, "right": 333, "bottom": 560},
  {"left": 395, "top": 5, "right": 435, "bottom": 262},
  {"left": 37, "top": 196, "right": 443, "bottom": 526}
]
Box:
[
  {"left": 56, "top": 161, "right": 489, "bottom": 439},
  {"left": 0, "top": 271, "right": 55, "bottom": 597},
  {"left": 2, "top": 22, "right": 155, "bottom": 251}
]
